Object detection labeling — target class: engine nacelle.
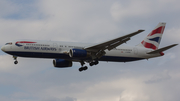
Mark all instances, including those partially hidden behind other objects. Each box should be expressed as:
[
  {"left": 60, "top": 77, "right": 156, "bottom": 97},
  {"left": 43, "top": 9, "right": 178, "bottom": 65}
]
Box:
[
  {"left": 53, "top": 59, "right": 72, "bottom": 68},
  {"left": 69, "top": 49, "right": 88, "bottom": 58}
]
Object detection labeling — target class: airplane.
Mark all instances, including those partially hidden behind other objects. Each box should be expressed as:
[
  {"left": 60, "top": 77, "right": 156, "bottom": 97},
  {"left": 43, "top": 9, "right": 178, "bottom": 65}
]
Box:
[{"left": 1, "top": 22, "right": 178, "bottom": 72}]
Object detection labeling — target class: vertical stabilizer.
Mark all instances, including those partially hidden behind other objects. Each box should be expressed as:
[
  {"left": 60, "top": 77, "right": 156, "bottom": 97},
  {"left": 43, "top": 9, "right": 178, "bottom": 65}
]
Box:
[{"left": 138, "top": 22, "right": 166, "bottom": 50}]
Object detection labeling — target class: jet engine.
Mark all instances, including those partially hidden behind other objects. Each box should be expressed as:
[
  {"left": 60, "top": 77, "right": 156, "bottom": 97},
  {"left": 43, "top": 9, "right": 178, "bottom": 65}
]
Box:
[
  {"left": 69, "top": 49, "right": 90, "bottom": 58},
  {"left": 53, "top": 59, "right": 72, "bottom": 68}
]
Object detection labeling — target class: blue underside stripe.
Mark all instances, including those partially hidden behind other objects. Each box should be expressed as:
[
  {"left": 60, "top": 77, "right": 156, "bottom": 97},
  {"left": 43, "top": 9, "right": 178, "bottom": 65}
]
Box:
[{"left": 5, "top": 51, "right": 144, "bottom": 62}]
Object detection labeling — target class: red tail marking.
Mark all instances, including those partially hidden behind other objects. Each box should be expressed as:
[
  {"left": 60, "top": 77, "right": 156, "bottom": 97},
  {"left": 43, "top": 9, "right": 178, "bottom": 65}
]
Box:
[
  {"left": 141, "top": 41, "right": 157, "bottom": 50},
  {"left": 148, "top": 26, "right": 165, "bottom": 36}
]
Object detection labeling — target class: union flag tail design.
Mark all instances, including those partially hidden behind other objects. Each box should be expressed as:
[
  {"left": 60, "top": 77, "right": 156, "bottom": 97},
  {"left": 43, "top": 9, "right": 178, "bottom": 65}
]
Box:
[{"left": 138, "top": 22, "right": 166, "bottom": 50}]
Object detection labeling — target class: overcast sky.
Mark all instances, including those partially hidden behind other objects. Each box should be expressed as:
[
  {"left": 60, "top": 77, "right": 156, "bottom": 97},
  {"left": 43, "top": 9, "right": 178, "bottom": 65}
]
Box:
[{"left": 0, "top": 0, "right": 180, "bottom": 101}]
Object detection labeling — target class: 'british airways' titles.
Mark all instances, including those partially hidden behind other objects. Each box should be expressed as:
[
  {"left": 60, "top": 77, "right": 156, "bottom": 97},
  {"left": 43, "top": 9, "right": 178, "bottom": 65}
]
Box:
[{"left": 24, "top": 46, "right": 57, "bottom": 51}]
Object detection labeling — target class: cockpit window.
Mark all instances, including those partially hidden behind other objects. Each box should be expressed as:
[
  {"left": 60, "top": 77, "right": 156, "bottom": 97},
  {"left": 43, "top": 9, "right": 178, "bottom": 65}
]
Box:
[{"left": 5, "top": 42, "right": 12, "bottom": 45}]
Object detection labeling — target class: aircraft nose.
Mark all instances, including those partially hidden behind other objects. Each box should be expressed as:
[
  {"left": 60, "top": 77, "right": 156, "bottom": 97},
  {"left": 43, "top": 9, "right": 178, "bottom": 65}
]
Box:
[{"left": 1, "top": 46, "right": 5, "bottom": 52}]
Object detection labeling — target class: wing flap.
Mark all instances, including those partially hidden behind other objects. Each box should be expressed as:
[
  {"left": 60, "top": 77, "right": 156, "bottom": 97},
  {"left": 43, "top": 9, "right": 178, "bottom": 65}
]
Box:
[{"left": 107, "top": 37, "right": 130, "bottom": 50}]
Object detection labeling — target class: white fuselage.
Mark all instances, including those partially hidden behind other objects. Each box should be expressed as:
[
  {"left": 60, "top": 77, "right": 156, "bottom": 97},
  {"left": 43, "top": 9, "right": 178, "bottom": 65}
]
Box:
[{"left": 1, "top": 40, "right": 161, "bottom": 62}]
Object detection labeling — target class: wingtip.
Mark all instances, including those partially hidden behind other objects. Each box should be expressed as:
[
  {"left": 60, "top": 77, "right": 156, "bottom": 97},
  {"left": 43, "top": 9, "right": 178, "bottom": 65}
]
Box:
[
  {"left": 174, "top": 44, "right": 178, "bottom": 46},
  {"left": 138, "top": 29, "right": 145, "bottom": 32}
]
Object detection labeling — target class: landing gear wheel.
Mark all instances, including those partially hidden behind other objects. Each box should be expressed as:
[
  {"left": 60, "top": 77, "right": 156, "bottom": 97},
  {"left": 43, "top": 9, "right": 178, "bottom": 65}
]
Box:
[
  {"left": 89, "top": 61, "right": 99, "bottom": 66},
  {"left": 94, "top": 61, "right": 99, "bottom": 65},
  {"left": 14, "top": 61, "right": 18, "bottom": 64},
  {"left": 79, "top": 66, "right": 88, "bottom": 72},
  {"left": 84, "top": 66, "right": 88, "bottom": 70},
  {"left": 79, "top": 68, "right": 83, "bottom": 72},
  {"left": 89, "top": 62, "right": 94, "bottom": 66}
]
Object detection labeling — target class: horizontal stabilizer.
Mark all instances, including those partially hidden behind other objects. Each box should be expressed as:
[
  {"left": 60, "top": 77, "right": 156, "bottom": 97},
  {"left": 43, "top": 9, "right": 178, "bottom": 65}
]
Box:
[{"left": 147, "top": 44, "right": 178, "bottom": 54}]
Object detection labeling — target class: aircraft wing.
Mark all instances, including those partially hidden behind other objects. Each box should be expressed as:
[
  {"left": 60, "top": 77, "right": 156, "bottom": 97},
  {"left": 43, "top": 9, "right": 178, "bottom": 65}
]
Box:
[{"left": 85, "top": 30, "right": 144, "bottom": 59}]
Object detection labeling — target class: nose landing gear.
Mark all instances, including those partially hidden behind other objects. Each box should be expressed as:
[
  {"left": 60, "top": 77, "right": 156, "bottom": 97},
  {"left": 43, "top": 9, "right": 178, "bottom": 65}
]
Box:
[{"left": 13, "top": 56, "right": 18, "bottom": 64}]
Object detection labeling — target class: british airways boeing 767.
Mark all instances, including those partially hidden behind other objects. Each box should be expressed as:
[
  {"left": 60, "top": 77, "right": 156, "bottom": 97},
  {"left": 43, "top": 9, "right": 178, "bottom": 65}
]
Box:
[{"left": 1, "top": 23, "right": 178, "bottom": 72}]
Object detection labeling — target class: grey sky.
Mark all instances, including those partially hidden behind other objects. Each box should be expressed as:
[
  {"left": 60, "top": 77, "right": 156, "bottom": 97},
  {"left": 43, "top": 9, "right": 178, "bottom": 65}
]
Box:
[{"left": 0, "top": 0, "right": 180, "bottom": 101}]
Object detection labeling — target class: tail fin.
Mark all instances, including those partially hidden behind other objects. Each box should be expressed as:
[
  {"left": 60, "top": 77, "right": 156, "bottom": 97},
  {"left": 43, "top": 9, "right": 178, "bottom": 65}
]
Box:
[{"left": 138, "top": 22, "right": 166, "bottom": 50}]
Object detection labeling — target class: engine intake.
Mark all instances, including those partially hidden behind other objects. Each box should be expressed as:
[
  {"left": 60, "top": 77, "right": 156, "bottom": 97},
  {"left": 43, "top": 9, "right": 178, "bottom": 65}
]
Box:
[
  {"left": 69, "top": 49, "right": 89, "bottom": 58},
  {"left": 53, "top": 59, "right": 72, "bottom": 68}
]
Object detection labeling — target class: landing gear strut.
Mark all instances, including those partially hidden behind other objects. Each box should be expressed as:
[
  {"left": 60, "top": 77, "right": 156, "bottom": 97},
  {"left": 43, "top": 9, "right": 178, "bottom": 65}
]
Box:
[
  {"left": 13, "top": 56, "right": 18, "bottom": 64},
  {"left": 79, "top": 61, "right": 88, "bottom": 72}
]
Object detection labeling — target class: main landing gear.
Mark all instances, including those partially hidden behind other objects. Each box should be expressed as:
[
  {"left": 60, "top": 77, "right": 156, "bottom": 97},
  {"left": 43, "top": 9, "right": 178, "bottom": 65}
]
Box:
[
  {"left": 13, "top": 56, "right": 18, "bottom": 64},
  {"left": 79, "top": 61, "right": 88, "bottom": 72},
  {"left": 78, "top": 60, "right": 99, "bottom": 72}
]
